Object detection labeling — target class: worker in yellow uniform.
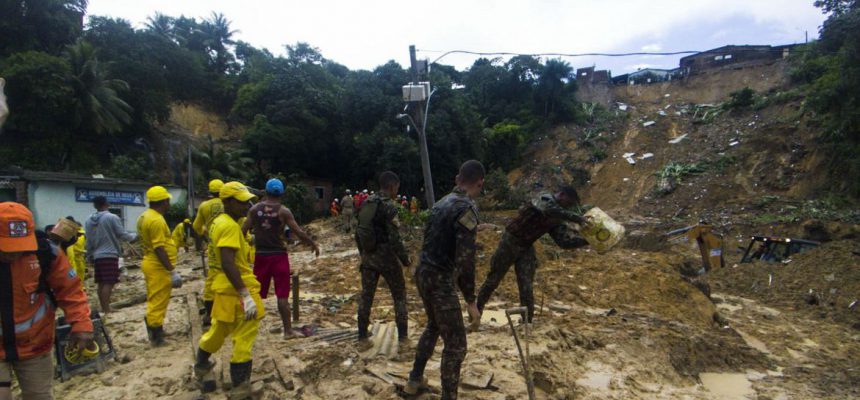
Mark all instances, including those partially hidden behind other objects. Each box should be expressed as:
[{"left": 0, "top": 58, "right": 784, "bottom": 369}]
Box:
[
  {"left": 172, "top": 218, "right": 192, "bottom": 253},
  {"left": 194, "top": 182, "right": 262, "bottom": 399},
  {"left": 193, "top": 179, "right": 225, "bottom": 328},
  {"left": 72, "top": 226, "right": 88, "bottom": 290},
  {"left": 137, "top": 186, "right": 180, "bottom": 346}
]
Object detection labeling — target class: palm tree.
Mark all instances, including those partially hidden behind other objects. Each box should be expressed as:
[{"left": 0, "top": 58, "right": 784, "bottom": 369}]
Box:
[
  {"left": 536, "top": 59, "right": 573, "bottom": 119},
  {"left": 65, "top": 39, "right": 132, "bottom": 136},
  {"left": 201, "top": 12, "right": 238, "bottom": 73},
  {"left": 145, "top": 12, "right": 174, "bottom": 41},
  {"left": 191, "top": 135, "right": 254, "bottom": 183}
]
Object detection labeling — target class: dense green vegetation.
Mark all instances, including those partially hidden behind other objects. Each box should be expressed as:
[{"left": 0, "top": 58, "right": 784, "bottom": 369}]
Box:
[
  {"left": 0, "top": 1, "right": 581, "bottom": 200},
  {"left": 793, "top": 0, "right": 860, "bottom": 196}
]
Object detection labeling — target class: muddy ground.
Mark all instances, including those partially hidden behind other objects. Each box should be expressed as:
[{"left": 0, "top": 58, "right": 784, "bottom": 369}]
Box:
[{"left": 49, "top": 215, "right": 860, "bottom": 400}]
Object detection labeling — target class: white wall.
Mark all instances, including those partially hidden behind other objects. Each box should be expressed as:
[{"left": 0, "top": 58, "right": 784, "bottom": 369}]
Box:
[{"left": 28, "top": 181, "right": 186, "bottom": 232}]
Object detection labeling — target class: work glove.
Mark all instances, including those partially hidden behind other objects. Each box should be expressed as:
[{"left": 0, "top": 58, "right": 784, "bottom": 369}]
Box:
[
  {"left": 239, "top": 288, "right": 257, "bottom": 321},
  {"left": 466, "top": 302, "right": 481, "bottom": 332},
  {"left": 171, "top": 271, "right": 183, "bottom": 288}
]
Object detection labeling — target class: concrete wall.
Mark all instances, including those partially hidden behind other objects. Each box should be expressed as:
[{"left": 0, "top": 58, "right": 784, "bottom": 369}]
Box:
[{"left": 27, "top": 181, "right": 186, "bottom": 232}]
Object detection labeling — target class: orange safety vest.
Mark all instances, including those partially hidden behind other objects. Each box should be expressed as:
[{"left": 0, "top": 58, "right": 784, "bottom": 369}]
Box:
[{"left": 0, "top": 244, "right": 92, "bottom": 361}]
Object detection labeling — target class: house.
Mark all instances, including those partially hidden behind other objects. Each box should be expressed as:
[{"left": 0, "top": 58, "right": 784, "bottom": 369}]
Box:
[
  {"left": 625, "top": 68, "right": 683, "bottom": 85},
  {"left": 679, "top": 44, "right": 799, "bottom": 75},
  {"left": 297, "top": 177, "right": 333, "bottom": 214},
  {"left": 0, "top": 169, "right": 186, "bottom": 231},
  {"left": 576, "top": 67, "right": 612, "bottom": 85}
]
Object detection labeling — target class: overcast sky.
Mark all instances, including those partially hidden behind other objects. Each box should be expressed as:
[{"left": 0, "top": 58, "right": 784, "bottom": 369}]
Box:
[{"left": 86, "top": 0, "right": 827, "bottom": 75}]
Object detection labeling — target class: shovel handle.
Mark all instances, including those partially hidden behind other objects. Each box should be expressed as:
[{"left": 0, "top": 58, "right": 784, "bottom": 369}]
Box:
[{"left": 505, "top": 306, "right": 528, "bottom": 316}]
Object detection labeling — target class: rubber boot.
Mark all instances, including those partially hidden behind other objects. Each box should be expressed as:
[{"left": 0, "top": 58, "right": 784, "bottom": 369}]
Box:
[
  {"left": 150, "top": 326, "right": 166, "bottom": 347},
  {"left": 202, "top": 301, "right": 213, "bottom": 329},
  {"left": 194, "top": 349, "right": 217, "bottom": 393},
  {"left": 228, "top": 361, "right": 253, "bottom": 400}
]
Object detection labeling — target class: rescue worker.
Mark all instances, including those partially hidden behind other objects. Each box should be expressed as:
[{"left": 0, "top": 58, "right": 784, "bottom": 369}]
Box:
[
  {"left": 137, "top": 186, "right": 180, "bottom": 346},
  {"left": 172, "top": 218, "right": 192, "bottom": 253},
  {"left": 68, "top": 218, "right": 88, "bottom": 288},
  {"left": 194, "top": 182, "right": 263, "bottom": 399},
  {"left": 193, "top": 179, "right": 225, "bottom": 328},
  {"left": 85, "top": 196, "right": 137, "bottom": 314},
  {"left": 0, "top": 202, "right": 95, "bottom": 400},
  {"left": 410, "top": 196, "right": 419, "bottom": 214},
  {"left": 341, "top": 190, "right": 355, "bottom": 233},
  {"left": 243, "top": 179, "right": 319, "bottom": 339},
  {"left": 355, "top": 172, "right": 411, "bottom": 347},
  {"left": 330, "top": 198, "right": 340, "bottom": 218},
  {"left": 476, "top": 186, "right": 589, "bottom": 323},
  {"left": 406, "top": 160, "right": 485, "bottom": 399}
]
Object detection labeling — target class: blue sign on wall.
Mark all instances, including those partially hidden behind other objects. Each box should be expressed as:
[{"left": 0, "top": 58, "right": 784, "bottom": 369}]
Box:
[{"left": 75, "top": 187, "right": 145, "bottom": 206}]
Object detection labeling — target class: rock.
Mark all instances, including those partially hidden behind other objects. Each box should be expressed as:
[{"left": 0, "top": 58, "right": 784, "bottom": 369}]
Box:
[
  {"left": 283, "top": 379, "right": 295, "bottom": 391},
  {"left": 120, "top": 354, "right": 134, "bottom": 364}
]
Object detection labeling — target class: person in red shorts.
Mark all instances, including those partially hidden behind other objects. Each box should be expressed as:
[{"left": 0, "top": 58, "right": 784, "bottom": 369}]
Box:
[{"left": 243, "top": 178, "right": 319, "bottom": 339}]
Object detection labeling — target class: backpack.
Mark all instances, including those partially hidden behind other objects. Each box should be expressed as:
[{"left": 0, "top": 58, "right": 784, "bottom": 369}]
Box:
[
  {"left": 33, "top": 237, "right": 58, "bottom": 305},
  {"left": 354, "top": 198, "right": 384, "bottom": 253}
]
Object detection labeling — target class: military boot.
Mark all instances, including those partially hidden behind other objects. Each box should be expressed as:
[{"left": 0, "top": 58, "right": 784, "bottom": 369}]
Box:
[
  {"left": 403, "top": 375, "right": 428, "bottom": 395},
  {"left": 228, "top": 361, "right": 253, "bottom": 400}
]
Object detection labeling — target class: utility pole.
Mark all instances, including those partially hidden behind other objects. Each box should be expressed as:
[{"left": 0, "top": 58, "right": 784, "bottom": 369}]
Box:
[
  {"left": 410, "top": 44, "right": 435, "bottom": 207},
  {"left": 187, "top": 145, "right": 195, "bottom": 217}
]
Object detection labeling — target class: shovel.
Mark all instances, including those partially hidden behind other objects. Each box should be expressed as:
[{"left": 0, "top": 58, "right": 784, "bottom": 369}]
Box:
[{"left": 505, "top": 306, "right": 535, "bottom": 400}]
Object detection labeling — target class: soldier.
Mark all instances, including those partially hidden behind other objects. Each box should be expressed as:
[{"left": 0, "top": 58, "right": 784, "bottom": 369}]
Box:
[
  {"left": 354, "top": 172, "right": 411, "bottom": 347},
  {"left": 340, "top": 190, "right": 354, "bottom": 233},
  {"left": 405, "top": 160, "right": 485, "bottom": 400},
  {"left": 476, "top": 186, "right": 589, "bottom": 323}
]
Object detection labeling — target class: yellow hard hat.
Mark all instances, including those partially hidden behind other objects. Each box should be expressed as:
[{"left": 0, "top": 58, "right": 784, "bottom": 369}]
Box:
[
  {"left": 220, "top": 181, "right": 257, "bottom": 202},
  {"left": 146, "top": 186, "right": 172, "bottom": 203},
  {"left": 208, "top": 179, "right": 225, "bottom": 193},
  {"left": 183, "top": 218, "right": 191, "bottom": 224}
]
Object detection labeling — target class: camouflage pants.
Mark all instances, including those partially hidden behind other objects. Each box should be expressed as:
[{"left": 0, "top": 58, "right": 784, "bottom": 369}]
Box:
[
  {"left": 410, "top": 264, "right": 466, "bottom": 400},
  {"left": 476, "top": 232, "right": 539, "bottom": 322},
  {"left": 357, "top": 256, "right": 408, "bottom": 339},
  {"left": 342, "top": 210, "right": 354, "bottom": 233}
]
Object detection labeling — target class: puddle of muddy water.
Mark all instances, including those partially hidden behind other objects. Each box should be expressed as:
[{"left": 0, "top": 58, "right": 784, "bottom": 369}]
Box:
[
  {"left": 735, "top": 329, "right": 770, "bottom": 354},
  {"left": 699, "top": 372, "right": 755, "bottom": 399}
]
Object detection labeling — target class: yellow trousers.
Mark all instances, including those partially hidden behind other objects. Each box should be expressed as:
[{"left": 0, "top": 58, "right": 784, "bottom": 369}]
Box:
[
  {"left": 142, "top": 259, "right": 173, "bottom": 327},
  {"left": 199, "top": 301, "right": 261, "bottom": 363}
]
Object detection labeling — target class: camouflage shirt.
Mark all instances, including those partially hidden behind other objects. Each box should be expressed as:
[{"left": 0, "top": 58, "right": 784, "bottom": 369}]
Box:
[
  {"left": 505, "top": 192, "right": 586, "bottom": 248},
  {"left": 419, "top": 187, "right": 479, "bottom": 303},
  {"left": 355, "top": 192, "right": 409, "bottom": 265}
]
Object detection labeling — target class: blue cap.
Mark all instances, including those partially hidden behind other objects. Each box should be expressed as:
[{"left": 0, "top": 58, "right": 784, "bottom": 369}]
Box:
[{"left": 265, "top": 178, "right": 284, "bottom": 195}]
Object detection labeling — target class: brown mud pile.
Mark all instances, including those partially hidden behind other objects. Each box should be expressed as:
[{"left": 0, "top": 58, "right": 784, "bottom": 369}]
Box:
[{"left": 710, "top": 240, "right": 860, "bottom": 328}]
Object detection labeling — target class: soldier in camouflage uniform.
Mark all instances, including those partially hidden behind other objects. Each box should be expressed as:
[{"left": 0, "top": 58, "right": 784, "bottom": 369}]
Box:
[
  {"left": 476, "top": 186, "right": 589, "bottom": 323},
  {"left": 405, "top": 160, "right": 485, "bottom": 400},
  {"left": 355, "top": 172, "right": 411, "bottom": 342}
]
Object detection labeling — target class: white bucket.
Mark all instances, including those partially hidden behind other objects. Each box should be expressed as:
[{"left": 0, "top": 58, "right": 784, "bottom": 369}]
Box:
[{"left": 581, "top": 208, "right": 625, "bottom": 254}]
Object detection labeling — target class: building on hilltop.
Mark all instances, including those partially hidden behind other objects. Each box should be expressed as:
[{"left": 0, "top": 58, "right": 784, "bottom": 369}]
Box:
[
  {"left": 576, "top": 66, "right": 612, "bottom": 85},
  {"left": 680, "top": 44, "right": 800, "bottom": 75}
]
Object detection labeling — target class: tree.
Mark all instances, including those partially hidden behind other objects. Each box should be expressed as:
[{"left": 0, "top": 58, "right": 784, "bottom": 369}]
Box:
[
  {"left": 66, "top": 39, "right": 132, "bottom": 136},
  {"left": 0, "top": 0, "right": 87, "bottom": 57}
]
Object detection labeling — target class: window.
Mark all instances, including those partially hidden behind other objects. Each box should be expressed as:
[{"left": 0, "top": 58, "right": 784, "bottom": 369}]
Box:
[
  {"left": 724, "top": 54, "right": 733, "bottom": 60},
  {"left": 314, "top": 187, "right": 325, "bottom": 200},
  {"left": 714, "top": 55, "right": 724, "bottom": 61},
  {"left": 580, "top": 72, "right": 588, "bottom": 76}
]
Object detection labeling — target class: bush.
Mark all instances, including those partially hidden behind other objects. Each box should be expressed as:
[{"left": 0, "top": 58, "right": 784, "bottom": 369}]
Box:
[
  {"left": 165, "top": 201, "right": 188, "bottom": 228},
  {"left": 724, "top": 87, "right": 756, "bottom": 110}
]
